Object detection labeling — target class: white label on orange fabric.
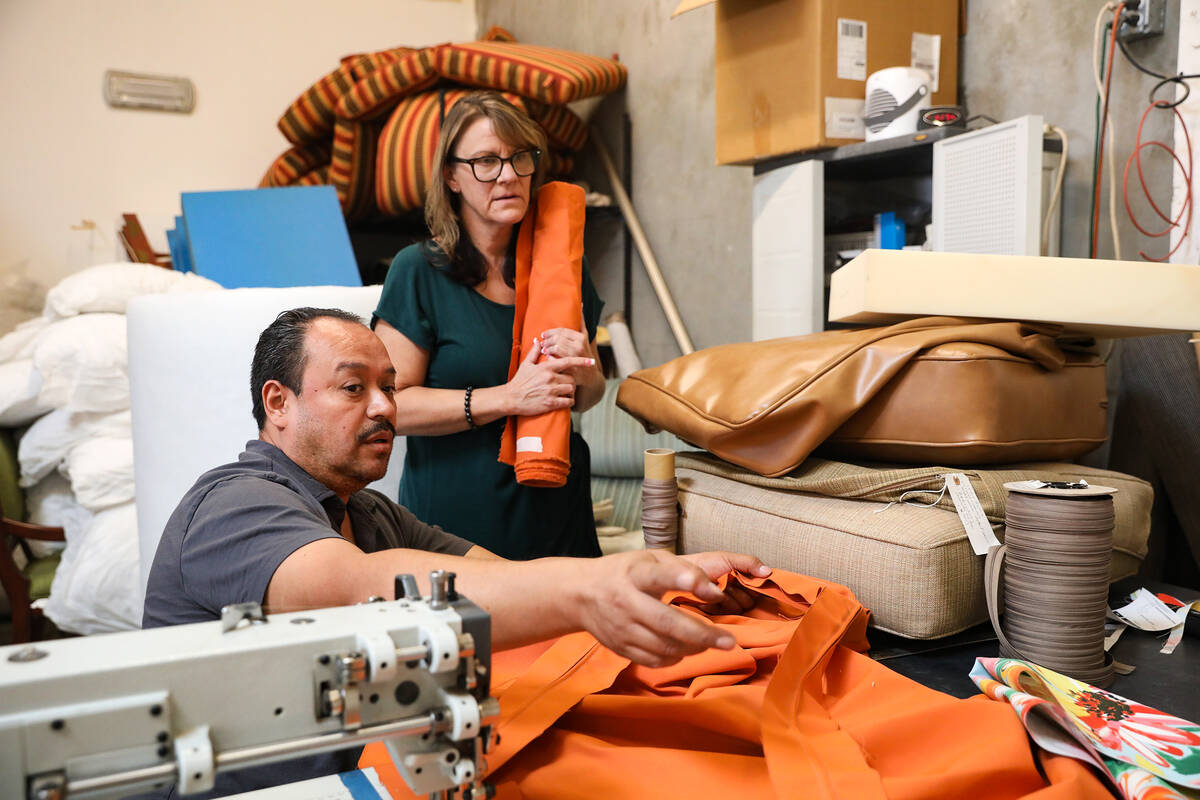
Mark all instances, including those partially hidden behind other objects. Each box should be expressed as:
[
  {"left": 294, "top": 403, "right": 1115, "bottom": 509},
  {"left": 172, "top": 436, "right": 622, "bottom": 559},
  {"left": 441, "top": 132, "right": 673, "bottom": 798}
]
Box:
[
  {"left": 516, "top": 436, "right": 543, "bottom": 453},
  {"left": 837, "top": 18, "right": 867, "bottom": 81},
  {"left": 911, "top": 33, "right": 941, "bottom": 92},
  {"left": 946, "top": 473, "right": 1001, "bottom": 555},
  {"left": 825, "top": 97, "right": 866, "bottom": 140}
]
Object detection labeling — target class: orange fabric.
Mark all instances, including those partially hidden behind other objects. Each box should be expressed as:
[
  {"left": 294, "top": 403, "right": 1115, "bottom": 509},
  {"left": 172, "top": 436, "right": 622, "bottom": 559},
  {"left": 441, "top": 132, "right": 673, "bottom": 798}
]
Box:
[
  {"left": 362, "top": 570, "right": 1114, "bottom": 799},
  {"left": 497, "top": 181, "right": 585, "bottom": 488}
]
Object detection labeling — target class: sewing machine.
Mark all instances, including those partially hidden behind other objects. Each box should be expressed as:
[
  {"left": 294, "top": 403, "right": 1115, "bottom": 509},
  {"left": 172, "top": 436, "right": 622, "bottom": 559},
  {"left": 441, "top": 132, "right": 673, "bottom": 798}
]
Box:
[{"left": 0, "top": 571, "right": 497, "bottom": 799}]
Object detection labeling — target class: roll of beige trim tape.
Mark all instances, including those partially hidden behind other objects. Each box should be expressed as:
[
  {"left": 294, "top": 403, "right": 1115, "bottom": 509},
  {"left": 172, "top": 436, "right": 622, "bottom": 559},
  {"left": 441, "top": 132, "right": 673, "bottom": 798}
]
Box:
[
  {"left": 642, "top": 448, "right": 678, "bottom": 551},
  {"left": 986, "top": 481, "right": 1119, "bottom": 688}
]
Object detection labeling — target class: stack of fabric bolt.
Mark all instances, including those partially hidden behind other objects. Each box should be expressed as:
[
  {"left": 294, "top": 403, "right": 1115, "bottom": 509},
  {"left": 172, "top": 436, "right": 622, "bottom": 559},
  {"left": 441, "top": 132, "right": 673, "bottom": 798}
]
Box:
[
  {"left": 0, "top": 263, "right": 219, "bottom": 633},
  {"left": 260, "top": 26, "right": 627, "bottom": 221}
]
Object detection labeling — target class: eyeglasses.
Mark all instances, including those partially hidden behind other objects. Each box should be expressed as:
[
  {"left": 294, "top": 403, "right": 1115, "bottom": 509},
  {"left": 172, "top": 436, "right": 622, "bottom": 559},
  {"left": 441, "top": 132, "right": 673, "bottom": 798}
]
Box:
[{"left": 449, "top": 149, "right": 540, "bottom": 182}]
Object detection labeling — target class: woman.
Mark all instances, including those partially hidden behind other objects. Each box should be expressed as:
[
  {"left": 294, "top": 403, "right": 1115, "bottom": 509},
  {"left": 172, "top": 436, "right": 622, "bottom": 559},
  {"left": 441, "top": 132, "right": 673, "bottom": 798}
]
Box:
[{"left": 372, "top": 92, "right": 606, "bottom": 560}]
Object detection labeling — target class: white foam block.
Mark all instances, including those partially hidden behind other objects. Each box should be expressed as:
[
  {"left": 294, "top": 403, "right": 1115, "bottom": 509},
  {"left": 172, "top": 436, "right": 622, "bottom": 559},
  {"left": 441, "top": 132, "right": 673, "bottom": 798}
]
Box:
[
  {"left": 828, "top": 249, "right": 1200, "bottom": 338},
  {"left": 127, "top": 286, "right": 406, "bottom": 593}
]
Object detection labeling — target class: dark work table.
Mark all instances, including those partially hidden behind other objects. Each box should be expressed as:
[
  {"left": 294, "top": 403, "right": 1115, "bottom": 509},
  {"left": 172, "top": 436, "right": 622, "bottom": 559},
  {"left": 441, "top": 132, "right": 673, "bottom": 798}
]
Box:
[{"left": 870, "top": 578, "right": 1200, "bottom": 724}]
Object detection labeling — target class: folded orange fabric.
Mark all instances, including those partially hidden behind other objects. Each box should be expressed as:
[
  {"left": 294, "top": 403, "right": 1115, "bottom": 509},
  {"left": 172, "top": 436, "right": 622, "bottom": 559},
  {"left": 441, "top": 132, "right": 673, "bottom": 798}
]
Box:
[
  {"left": 497, "top": 181, "right": 585, "bottom": 487},
  {"left": 362, "top": 569, "right": 1112, "bottom": 799}
]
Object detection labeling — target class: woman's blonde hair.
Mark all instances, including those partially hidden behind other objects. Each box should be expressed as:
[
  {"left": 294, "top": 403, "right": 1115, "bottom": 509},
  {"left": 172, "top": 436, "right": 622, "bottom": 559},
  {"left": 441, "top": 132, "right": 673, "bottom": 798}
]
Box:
[{"left": 424, "top": 92, "right": 548, "bottom": 286}]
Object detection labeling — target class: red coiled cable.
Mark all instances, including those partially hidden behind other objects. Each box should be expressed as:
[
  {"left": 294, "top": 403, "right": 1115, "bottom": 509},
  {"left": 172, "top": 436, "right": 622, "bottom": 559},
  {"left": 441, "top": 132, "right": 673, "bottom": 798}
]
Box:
[{"left": 1122, "top": 100, "right": 1193, "bottom": 262}]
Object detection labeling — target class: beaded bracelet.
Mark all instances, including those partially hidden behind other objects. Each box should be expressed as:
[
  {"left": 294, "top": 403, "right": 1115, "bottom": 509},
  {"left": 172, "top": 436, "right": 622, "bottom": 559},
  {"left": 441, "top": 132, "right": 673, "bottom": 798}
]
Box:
[{"left": 464, "top": 385, "right": 478, "bottom": 430}]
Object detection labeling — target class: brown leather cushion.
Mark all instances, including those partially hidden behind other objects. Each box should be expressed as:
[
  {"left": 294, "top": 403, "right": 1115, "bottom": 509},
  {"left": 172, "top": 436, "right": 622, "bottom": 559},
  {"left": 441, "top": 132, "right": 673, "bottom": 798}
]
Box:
[
  {"left": 821, "top": 343, "right": 1107, "bottom": 465},
  {"left": 616, "top": 318, "right": 1072, "bottom": 477}
]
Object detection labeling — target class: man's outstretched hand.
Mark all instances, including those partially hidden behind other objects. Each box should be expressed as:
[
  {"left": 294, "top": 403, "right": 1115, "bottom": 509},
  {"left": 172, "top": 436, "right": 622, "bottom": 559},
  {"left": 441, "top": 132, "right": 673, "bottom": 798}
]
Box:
[{"left": 567, "top": 549, "right": 772, "bottom": 668}]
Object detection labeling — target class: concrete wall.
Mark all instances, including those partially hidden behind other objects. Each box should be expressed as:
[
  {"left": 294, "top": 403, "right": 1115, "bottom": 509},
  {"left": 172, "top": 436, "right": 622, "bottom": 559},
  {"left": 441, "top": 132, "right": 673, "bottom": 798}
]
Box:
[
  {"left": 961, "top": 1, "right": 1182, "bottom": 262},
  {"left": 478, "top": 0, "right": 1184, "bottom": 367},
  {"left": 477, "top": 0, "right": 753, "bottom": 367},
  {"left": 0, "top": 0, "right": 476, "bottom": 293}
]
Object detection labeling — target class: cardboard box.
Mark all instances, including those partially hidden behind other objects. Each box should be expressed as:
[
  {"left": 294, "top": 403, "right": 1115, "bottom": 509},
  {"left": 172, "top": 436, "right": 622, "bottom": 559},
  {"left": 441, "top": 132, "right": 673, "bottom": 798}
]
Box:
[{"left": 674, "top": 0, "right": 960, "bottom": 165}]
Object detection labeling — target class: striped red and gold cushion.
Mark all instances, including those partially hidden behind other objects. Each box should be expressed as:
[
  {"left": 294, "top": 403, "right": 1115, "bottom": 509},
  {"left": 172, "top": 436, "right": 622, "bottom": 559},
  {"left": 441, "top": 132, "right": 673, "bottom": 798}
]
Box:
[
  {"left": 376, "top": 89, "right": 530, "bottom": 215},
  {"left": 260, "top": 142, "right": 333, "bottom": 187},
  {"left": 336, "top": 48, "right": 439, "bottom": 122},
  {"left": 434, "top": 42, "right": 626, "bottom": 105},
  {"left": 526, "top": 102, "right": 588, "bottom": 152},
  {"left": 542, "top": 149, "right": 575, "bottom": 179},
  {"left": 295, "top": 164, "right": 331, "bottom": 187},
  {"left": 276, "top": 47, "right": 418, "bottom": 144},
  {"left": 277, "top": 63, "right": 356, "bottom": 145},
  {"left": 329, "top": 119, "right": 383, "bottom": 221}
]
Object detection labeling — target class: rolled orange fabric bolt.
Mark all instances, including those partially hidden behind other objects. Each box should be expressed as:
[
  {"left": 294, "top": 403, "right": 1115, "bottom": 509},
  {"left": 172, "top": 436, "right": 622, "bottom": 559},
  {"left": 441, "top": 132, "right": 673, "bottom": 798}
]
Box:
[{"left": 498, "top": 181, "right": 586, "bottom": 487}]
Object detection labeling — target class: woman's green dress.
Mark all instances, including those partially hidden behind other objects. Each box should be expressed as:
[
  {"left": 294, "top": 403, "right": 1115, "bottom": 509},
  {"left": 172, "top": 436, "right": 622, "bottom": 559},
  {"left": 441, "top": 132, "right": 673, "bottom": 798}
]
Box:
[{"left": 373, "top": 242, "right": 604, "bottom": 559}]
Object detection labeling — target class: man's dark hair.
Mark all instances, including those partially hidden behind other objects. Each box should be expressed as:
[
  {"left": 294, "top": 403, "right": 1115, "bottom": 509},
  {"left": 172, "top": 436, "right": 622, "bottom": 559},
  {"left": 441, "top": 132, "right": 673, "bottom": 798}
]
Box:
[{"left": 250, "top": 307, "right": 364, "bottom": 430}]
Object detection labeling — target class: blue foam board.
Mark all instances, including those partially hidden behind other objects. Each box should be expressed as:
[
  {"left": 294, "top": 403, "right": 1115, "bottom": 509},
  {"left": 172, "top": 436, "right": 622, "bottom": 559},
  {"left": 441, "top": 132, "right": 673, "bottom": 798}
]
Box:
[
  {"left": 166, "top": 220, "right": 191, "bottom": 273},
  {"left": 180, "top": 186, "right": 360, "bottom": 288}
]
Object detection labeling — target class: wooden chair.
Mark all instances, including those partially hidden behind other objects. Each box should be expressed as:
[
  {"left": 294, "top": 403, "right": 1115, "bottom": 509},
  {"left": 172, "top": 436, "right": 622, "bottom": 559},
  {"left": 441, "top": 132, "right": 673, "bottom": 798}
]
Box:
[
  {"left": 118, "top": 213, "right": 172, "bottom": 269},
  {"left": 0, "top": 429, "right": 66, "bottom": 644}
]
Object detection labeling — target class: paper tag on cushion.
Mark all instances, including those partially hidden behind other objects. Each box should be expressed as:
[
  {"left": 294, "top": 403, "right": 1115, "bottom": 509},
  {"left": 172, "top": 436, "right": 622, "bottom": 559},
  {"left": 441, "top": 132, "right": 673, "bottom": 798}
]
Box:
[
  {"left": 516, "top": 436, "right": 543, "bottom": 453},
  {"left": 947, "top": 473, "right": 1002, "bottom": 555}
]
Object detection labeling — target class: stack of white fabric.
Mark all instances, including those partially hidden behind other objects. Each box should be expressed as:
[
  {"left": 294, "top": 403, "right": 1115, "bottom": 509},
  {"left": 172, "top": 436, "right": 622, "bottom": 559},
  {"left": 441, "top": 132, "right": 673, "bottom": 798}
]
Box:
[{"left": 0, "top": 263, "right": 221, "bottom": 633}]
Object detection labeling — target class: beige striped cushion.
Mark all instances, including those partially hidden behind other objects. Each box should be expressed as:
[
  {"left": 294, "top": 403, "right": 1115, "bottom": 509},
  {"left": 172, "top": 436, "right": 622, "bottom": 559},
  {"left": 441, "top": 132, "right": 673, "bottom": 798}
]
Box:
[
  {"left": 434, "top": 41, "right": 627, "bottom": 105},
  {"left": 675, "top": 458, "right": 1151, "bottom": 639}
]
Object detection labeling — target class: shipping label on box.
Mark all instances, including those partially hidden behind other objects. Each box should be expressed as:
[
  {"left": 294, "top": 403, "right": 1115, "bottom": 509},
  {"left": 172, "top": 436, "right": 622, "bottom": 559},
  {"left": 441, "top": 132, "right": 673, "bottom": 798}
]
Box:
[
  {"left": 837, "top": 18, "right": 868, "bottom": 80},
  {"left": 911, "top": 32, "right": 942, "bottom": 92},
  {"left": 825, "top": 97, "right": 866, "bottom": 140}
]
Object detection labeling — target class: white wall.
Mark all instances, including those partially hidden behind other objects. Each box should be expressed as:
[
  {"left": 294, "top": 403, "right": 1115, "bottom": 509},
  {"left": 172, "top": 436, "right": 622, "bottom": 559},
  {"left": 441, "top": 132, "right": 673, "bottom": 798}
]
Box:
[{"left": 0, "top": 0, "right": 476, "bottom": 290}]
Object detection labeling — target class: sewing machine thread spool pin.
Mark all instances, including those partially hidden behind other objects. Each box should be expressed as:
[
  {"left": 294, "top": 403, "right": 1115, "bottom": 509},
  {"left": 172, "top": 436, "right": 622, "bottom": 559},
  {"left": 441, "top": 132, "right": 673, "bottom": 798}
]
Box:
[{"left": 430, "top": 571, "right": 452, "bottom": 610}]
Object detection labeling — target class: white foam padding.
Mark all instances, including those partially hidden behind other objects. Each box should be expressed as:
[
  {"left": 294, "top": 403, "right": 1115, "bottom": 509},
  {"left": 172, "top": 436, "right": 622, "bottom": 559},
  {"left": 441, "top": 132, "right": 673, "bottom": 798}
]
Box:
[
  {"left": 828, "top": 249, "right": 1200, "bottom": 338},
  {"left": 127, "top": 286, "right": 405, "bottom": 592}
]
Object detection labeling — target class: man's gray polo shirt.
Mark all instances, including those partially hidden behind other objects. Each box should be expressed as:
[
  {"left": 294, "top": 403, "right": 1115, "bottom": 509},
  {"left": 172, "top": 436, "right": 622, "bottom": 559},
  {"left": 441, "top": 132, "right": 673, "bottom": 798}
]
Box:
[
  {"left": 139, "top": 440, "right": 474, "bottom": 799},
  {"left": 144, "top": 439, "right": 473, "bottom": 628}
]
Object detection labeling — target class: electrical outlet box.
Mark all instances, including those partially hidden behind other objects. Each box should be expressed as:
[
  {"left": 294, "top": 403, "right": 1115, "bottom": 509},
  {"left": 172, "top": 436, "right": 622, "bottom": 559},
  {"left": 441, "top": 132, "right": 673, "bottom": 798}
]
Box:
[{"left": 1117, "top": 0, "right": 1165, "bottom": 41}]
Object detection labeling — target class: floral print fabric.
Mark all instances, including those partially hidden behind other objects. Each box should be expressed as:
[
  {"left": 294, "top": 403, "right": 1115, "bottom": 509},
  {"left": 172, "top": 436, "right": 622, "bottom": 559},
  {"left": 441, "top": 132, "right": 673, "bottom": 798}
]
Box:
[{"left": 972, "top": 657, "right": 1200, "bottom": 800}]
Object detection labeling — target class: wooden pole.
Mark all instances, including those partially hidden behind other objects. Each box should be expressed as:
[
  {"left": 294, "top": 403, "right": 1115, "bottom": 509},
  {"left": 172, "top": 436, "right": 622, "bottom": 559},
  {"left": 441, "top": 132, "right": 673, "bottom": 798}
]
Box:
[{"left": 591, "top": 128, "right": 696, "bottom": 355}]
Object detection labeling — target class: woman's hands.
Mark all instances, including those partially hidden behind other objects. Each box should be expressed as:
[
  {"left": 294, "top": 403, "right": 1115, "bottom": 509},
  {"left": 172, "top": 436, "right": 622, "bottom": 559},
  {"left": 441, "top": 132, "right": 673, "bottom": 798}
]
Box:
[
  {"left": 531, "top": 319, "right": 606, "bottom": 413},
  {"left": 539, "top": 321, "right": 596, "bottom": 384},
  {"left": 538, "top": 324, "right": 591, "bottom": 359},
  {"left": 503, "top": 339, "right": 594, "bottom": 416}
]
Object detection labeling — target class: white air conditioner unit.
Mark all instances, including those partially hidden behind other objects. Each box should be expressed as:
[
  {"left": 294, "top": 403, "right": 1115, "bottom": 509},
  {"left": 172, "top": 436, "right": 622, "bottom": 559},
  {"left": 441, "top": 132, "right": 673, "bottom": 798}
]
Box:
[{"left": 931, "top": 115, "right": 1046, "bottom": 256}]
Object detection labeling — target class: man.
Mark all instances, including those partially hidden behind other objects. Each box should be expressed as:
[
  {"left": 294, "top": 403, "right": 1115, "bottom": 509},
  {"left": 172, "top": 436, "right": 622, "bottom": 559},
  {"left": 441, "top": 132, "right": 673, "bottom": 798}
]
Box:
[{"left": 143, "top": 307, "right": 769, "bottom": 796}]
